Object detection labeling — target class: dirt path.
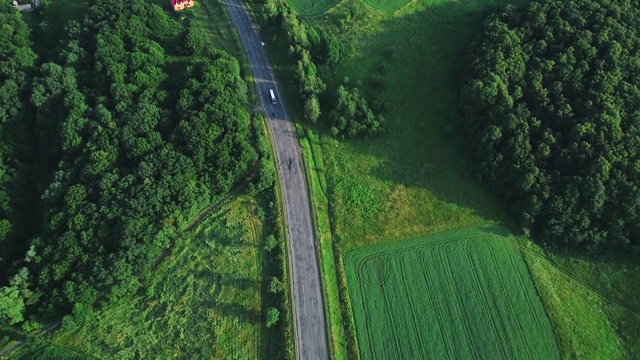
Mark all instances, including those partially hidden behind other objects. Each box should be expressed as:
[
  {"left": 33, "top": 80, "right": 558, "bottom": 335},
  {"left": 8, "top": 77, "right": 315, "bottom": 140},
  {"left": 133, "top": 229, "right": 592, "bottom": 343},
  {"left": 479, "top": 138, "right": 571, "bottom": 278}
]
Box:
[{"left": 0, "top": 321, "right": 61, "bottom": 359}]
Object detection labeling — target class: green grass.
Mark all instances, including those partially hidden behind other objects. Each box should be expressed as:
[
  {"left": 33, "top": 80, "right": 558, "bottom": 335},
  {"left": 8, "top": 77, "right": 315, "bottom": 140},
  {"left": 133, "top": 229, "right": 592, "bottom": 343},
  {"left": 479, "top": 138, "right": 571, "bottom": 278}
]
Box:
[
  {"left": 523, "top": 246, "right": 640, "bottom": 359},
  {"left": 255, "top": 0, "right": 640, "bottom": 357},
  {"left": 344, "top": 226, "right": 559, "bottom": 359},
  {"left": 308, "top": 0, "right": 527, "bottom": 253},
  {"left": 295, "top": 124, "right": 349, "bottom": 359},
  {"left": 188, "top": 0, "right": 245, "bottom": 56},
  {"left": 40, "top": 196, "right": 264, "bottom": 359},
  {"left": 362, "top": 0, "right": 411, "bottom": 14}
]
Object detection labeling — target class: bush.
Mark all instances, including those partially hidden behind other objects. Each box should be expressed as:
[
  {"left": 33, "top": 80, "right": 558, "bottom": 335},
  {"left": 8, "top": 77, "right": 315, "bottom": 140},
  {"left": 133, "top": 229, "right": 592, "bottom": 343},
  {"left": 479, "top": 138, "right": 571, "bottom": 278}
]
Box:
[
  {"left": 266, "top": 307, "right": 280, "bottom": 328},
  {"left": 330, "top": 85, "right": 384, "bottom": 137}
]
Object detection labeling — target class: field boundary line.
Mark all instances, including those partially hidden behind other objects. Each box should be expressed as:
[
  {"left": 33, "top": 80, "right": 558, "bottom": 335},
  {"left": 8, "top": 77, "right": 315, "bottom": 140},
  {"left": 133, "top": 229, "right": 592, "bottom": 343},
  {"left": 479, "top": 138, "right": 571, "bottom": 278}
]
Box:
[
  {"left": 378, "top": 260, "right": 403, "bottom": 358},
  {"left": 482, "top": 239, "right": 528, "bottom": 357},
  {"left": 417, "top": 250, "right": 453, "bottom": 358},
  {"left": 349, "top": 225, "right": 640, "bottom": 316},
  {"left": 507, "top": 239, "right": 640, "bottom": 316},
  {"left": 351, "top": 261, "right": 375, "bottom": 359},
  {"left": 505, "top": 241, "right": 557, "bottom": 353}
]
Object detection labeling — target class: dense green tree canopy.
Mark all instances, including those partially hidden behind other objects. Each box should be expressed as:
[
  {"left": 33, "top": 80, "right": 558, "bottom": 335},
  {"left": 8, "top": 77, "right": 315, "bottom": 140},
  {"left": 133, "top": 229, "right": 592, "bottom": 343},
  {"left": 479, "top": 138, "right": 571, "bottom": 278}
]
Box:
[
  {"left": 0, "top": 3, "right": 37, "bottom": 305},
  {"left": 330, "top": 85, "right": 383, "bottom": 137},
  {"left": 460, "top": 0, "right": 640, "bottom": 251},
  {"left": 0, "top": 0, "right": 257, "bottom": 321}
]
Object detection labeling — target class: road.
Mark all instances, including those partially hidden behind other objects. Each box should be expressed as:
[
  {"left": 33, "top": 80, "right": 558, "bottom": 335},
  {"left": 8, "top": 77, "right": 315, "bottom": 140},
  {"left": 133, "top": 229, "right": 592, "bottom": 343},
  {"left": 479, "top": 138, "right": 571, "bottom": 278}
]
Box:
[{"left": 223, "top": 1, "right": 329, "bottom": 359}]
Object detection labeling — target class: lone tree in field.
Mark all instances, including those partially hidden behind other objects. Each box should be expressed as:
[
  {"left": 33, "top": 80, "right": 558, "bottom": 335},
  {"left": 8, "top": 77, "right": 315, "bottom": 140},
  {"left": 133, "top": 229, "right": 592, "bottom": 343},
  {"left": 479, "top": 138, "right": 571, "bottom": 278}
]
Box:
[
  {"left": 266, "top": 307, "right": 280, "bottom": 328},
  {"left": 460, "top": 0, "right": 640, "bottom": 252}
]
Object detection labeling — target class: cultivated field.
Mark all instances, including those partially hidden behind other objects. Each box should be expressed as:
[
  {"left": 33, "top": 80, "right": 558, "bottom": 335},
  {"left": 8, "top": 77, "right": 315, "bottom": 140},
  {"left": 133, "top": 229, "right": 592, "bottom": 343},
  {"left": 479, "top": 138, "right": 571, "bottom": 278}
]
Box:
[{"left": 344, "top": 227, "right": 559, "bottom": 359}]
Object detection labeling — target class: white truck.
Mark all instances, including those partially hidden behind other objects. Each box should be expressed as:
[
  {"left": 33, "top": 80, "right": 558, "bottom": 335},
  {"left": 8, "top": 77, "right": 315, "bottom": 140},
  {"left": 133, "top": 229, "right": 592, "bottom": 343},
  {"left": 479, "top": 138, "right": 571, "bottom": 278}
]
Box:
[{"left": 269, "top": 89, "right": 276, "bottom": 104}]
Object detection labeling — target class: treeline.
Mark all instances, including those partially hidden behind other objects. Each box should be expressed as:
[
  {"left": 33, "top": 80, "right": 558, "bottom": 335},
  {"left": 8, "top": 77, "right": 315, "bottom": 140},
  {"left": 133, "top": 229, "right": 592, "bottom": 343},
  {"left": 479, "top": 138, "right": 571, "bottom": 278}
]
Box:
[
  {"left": 0, "top": 2, "right": 38, "bottom": 327},
  {"left": 460, "top": 0, "right": 640, "bottom": 251},
  {"left": 0, "top": 0, "right": 257, "bottom": 325},
  {"left": 257, "top": 0, "right": 383, "bottom": 137}
]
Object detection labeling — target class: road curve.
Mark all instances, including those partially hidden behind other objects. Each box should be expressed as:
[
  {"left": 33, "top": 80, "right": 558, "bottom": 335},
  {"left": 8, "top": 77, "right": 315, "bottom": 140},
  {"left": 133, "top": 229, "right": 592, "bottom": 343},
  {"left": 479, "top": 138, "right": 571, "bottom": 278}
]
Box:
[{"left": 223, "top": 1, "right": 329, "bottom": 359}]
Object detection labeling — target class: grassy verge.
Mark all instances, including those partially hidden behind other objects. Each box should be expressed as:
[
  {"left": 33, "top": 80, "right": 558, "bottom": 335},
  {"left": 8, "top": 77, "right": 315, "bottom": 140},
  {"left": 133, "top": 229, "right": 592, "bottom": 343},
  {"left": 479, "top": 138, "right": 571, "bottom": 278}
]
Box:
[
  {"left": 257, "top": 114, "right": 297, "bottom": 360},
  {"left": 295, "top": 124, "right": 350, "bottom": 360}
]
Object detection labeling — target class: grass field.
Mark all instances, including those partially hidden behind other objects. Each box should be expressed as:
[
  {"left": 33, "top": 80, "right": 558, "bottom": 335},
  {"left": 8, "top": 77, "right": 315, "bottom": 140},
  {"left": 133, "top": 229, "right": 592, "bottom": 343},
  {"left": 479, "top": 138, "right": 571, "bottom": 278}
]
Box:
[
  {"left": 264, "top": 0, "right": 640, "bottom": 356},
  {"left": 286, "top": 0, "right": 341, "bottom": 16},
  {"left": 19, "top": 196, "right": 264, "bottom": 359},
  {"left": 309, "top": 0, "right": 528, "bottom": 253},
  {"left": 524, "top": 246, "right": 640, "bottom": 359},
  {"left": 362, "top": 0, "right": 411, "bottom": 14},
  {"left": 344, "top": 226, "right": 559, "bottom": 359}
]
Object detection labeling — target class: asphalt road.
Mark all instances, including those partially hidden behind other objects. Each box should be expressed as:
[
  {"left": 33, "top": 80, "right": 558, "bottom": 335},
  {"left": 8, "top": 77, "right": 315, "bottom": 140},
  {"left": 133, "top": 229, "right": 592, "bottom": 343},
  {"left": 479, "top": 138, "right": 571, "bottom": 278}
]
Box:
[{"left": 223, "top": 2, "right": 329, "bottom": 359}]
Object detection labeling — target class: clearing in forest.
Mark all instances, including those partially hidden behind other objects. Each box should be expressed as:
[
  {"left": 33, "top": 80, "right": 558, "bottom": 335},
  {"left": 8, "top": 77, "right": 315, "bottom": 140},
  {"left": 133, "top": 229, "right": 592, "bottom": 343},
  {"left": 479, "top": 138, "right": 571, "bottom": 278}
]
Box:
[{"left": 344, "top": 226, "right": 559, "bottom": 359}]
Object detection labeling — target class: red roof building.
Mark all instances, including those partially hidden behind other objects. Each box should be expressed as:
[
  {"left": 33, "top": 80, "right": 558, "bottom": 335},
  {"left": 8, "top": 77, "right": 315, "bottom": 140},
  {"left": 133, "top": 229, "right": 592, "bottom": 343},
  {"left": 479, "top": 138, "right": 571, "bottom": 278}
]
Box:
[{"left": 171, "top": 0, "right": 194, "bottom": 11}]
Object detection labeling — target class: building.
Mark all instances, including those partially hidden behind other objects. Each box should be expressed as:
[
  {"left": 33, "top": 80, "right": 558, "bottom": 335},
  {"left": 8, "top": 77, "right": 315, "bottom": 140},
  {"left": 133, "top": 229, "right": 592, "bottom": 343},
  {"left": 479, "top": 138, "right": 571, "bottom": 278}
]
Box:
[
  {"left": 171, "top": 0, "right": 194, "bottom": 11},
  {"left": 12, "top": 0, "right": 39, "bottom": 12}
]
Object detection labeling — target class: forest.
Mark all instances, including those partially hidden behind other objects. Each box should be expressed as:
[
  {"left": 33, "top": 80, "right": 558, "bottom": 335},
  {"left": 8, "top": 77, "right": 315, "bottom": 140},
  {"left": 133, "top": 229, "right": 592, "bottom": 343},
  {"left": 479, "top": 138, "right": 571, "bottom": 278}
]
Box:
[
  {"left": 460, "top": 0, "right": 640, "bottom": 251},
  {"left": 0, "top": 0, "right": 257, "bottom": 326}
]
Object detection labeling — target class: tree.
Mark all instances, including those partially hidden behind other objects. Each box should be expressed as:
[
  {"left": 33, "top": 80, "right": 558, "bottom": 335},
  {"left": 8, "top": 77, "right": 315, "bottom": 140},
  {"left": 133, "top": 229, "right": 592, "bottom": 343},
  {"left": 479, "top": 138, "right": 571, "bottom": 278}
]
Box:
[
  {"left": 330, "top": 85, "right": 384, "bottom": 137},
  {"left": 264, "top": 234, "right": 278, "bottom": 252},
  {"left": 176, "top": 20, "right": 205, "bottom": 56},
  {"left": 304, "top": 96, "right": 321, "bottom": 123},
  {"left": 268, "top": 277, "right": 284, "bottom": 294},
  {"left": 0, "top": 286, "right": 24, "bottom": 326},
  {"left": 266, "top": 307, "right": 280, "bottom": 328}
]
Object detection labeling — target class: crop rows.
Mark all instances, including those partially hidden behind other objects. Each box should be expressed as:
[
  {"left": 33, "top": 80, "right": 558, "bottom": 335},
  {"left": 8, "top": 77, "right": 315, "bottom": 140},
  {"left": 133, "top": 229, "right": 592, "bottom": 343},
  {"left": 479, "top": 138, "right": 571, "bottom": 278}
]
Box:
[{"left": 344, "top": 226, "right": 559, "bottom": 360}]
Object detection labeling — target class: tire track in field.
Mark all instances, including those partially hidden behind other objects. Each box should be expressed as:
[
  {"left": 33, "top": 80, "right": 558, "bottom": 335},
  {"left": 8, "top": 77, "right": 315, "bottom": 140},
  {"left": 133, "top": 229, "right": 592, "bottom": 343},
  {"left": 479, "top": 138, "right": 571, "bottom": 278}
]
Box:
[
  {"left": 396, "top": 252, "right": 427, "bottom": 359},
  {"left": 371, "top": 227, "right": 640, "bottom": 317},
  {"left": 351, "top": 232, "right": 480, "bottom": 359},
  {"left": 503, "top": 242, "right": 558, "bottom": 355},
  {"left": 355, "top": 259, "right": 379, "bottom": 360},
  {"left": 349, "top": 227, "right": 638, "bottom": 360},
  {"left": 481, "top": 239, "right": 539, "bottom": 357},
  {"left": 463, "top": 239, "right": 510, "bottom": 360},
  {"left": 417, "top": 248, "right": 455, "bottom": 359},
  {"left": 454, "top": 240, "right": 486, "bottom": 358},
  {"left": 503, "top": 239, "right": 640, "bottom": 317},
  {"left": 442, "top": 242, "right": 479, "bottom": 360},
  {"left": 378, "top": 258, "right": 404, "bottom": 360}
]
